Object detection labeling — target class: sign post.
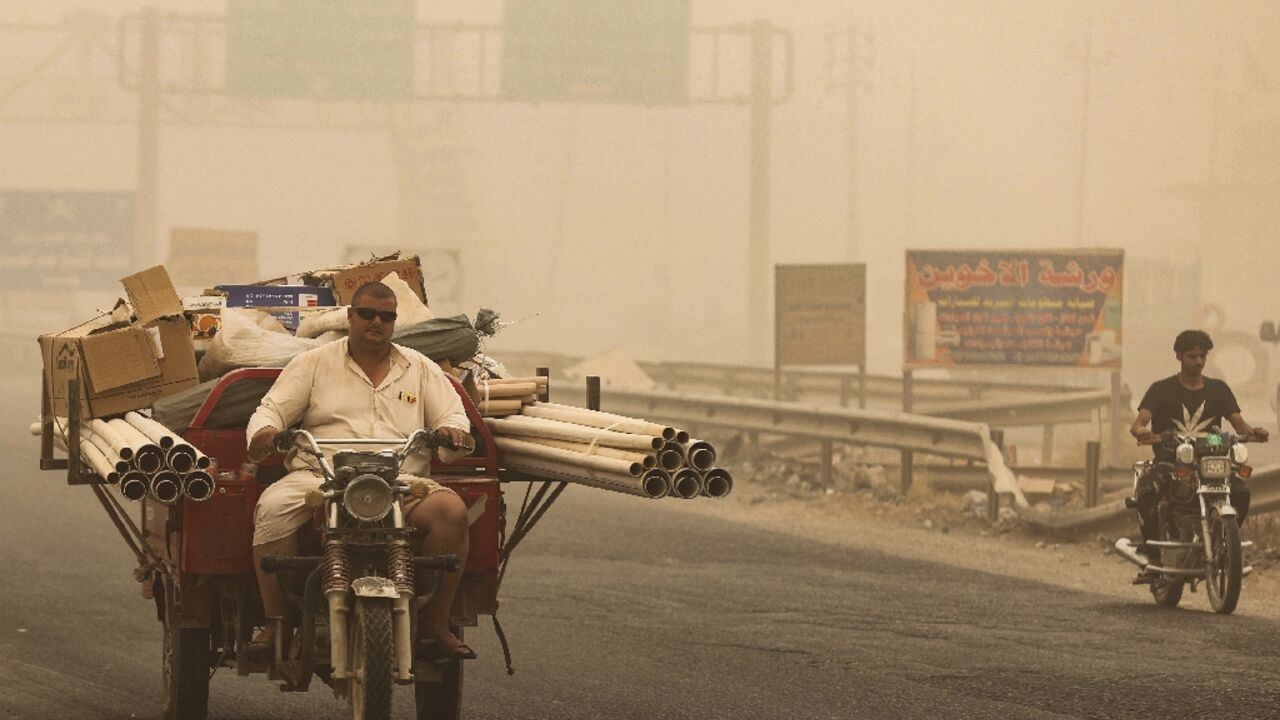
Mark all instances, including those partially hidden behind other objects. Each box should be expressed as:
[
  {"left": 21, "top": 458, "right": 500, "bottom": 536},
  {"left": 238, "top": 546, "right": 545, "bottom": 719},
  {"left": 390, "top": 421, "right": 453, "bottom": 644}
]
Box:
[{"left": 774, "top": 263, "right": 867, "bottom": 404}]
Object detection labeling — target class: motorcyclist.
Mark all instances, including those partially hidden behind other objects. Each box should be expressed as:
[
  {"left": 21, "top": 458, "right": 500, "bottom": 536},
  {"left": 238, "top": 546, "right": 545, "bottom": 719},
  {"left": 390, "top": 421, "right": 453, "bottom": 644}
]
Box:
[
  {"left": 1128, "top": 329, "right": 1269, "bottom": 581},
  {"left": 245, "top": 280, "right": 478, "bottom": 660}
]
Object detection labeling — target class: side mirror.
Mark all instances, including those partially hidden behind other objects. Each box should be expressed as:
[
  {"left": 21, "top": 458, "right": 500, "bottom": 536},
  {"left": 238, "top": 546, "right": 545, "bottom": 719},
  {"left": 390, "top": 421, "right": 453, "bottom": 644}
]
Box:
[{"left": 1262, "top": 321, "right": 1277, "bottom": 344}]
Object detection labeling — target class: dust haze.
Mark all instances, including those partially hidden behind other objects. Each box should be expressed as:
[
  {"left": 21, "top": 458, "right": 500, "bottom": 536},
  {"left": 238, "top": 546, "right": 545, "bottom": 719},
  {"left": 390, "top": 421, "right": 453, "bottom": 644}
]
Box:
[{"left": 3, "top": 0, "right": 1280, "bottom": 423}]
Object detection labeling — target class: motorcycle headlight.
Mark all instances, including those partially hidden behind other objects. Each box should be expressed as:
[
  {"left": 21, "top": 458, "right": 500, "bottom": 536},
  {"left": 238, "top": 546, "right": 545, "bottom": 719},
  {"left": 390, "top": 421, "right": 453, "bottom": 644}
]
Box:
[
  {"left": 1175, "top": 442, "right": 1195, "bottom": 465},
  {"left": 343, "top": 474, "right": 394, "bottom": 522},
  {"left": 1232, "top": 443, "right": 1249, "bottom": 465}
]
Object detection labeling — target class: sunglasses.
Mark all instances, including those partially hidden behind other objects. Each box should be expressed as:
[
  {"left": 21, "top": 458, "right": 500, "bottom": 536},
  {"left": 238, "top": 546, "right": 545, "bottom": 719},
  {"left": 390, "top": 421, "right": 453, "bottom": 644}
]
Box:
[{"left": 352, "top": 307, "right": 397, "bottom": 323}]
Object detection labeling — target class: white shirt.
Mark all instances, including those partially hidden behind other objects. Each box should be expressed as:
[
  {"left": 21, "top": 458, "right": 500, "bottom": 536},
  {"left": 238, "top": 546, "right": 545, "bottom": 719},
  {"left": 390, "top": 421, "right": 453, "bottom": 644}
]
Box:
[{"left": 246, "top": 338, "right": 469, "bottom": 474}]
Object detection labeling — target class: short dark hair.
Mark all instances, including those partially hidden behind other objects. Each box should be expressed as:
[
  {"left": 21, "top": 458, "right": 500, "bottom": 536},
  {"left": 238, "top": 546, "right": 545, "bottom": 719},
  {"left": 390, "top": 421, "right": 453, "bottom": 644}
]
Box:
[
  {"left": 350, "top": 281, "right": 396, "bottom": 306},
  {"left": 1174, "top": 329, "right": 1213, "bottom": 354}
]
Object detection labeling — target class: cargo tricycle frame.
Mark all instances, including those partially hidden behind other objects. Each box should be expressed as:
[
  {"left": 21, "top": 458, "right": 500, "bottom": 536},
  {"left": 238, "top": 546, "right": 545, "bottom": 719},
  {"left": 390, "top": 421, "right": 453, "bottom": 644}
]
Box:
[{"left": 38, "top": 365, "right": 573, "bottom": 720}]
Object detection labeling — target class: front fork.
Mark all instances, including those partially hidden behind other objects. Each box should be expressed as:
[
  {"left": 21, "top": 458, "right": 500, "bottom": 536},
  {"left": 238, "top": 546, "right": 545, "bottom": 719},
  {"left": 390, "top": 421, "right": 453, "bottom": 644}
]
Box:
[
  {"left": 1199, "top": 490, "right": 1236, "bottom": 567},
  {"left": 323, "top": 499, "right": 416, "bottom": 683}
]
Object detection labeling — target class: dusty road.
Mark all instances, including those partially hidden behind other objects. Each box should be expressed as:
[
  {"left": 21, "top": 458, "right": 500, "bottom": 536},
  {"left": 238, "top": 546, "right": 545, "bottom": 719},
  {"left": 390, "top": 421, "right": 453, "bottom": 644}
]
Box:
[{"left": 6, "top": 375, "right": 1280, "bottom": 720}]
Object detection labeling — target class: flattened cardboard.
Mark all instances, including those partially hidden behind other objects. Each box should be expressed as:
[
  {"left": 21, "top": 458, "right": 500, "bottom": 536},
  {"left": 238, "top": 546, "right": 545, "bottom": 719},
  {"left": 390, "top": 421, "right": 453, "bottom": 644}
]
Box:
[
  {"left": 80, "top": 326, "right": 159, "bottom": 392},
  {"left": 324, "top": 257, "right": 426, "bottom": 305},
  {"left": 122, "top": 265, "right": 183, "bottom": 324}
]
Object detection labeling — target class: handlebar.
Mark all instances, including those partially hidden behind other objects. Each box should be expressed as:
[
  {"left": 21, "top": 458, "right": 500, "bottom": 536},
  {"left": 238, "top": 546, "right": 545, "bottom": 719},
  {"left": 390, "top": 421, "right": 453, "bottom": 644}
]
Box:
[
  {"left": 274, "top": 427, "right": 474, "bottom": 458},
  {"left": 1135, "top": 428, "right": 1268, "bottom": 446}
]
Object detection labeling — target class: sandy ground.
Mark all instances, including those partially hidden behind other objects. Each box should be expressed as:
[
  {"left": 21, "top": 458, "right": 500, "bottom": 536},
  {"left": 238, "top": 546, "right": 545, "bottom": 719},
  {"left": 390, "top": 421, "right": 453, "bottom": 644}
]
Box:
[{"left": 664, "top": 480, "right": 1280, "bottom": 621}]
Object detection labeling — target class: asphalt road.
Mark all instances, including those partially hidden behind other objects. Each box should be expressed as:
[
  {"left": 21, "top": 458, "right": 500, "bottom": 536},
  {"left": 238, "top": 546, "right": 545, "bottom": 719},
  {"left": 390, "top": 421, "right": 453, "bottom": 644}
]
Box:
[{"left": 6, "top": 376, "right": 1280, "bottom": 720}]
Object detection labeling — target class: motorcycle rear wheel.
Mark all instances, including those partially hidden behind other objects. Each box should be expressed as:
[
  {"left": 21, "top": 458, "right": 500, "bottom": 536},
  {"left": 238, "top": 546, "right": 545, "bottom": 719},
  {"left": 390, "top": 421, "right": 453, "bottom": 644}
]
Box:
[
  {"left": 349, "top": 598, "right": 394, "bottom": 720},
  {"left": 1206, "top": 512, "right": 1243, "bottom": 615},
  {"left": 160, "top": 577, "right": 210, "bottom": 720},
  {"left": 1150, "top": 575, "right": 1184, "bottom": 607}
]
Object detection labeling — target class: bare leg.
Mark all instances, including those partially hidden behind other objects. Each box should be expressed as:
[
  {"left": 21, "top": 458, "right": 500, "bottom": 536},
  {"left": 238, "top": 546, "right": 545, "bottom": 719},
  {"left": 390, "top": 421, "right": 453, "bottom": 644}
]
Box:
[
  {"left": 252, "top": 533, "right": 298, "bottom": 643},
  {"left": 407, "top": 491, "right": 470, "bottom": 650}
]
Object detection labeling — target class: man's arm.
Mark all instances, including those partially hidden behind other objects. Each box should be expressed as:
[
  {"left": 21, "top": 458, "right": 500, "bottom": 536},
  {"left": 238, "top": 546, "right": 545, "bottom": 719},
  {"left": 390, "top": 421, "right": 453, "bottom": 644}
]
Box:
[
  {"left": 1130, "top": 407, "right": 1158, "bottom": 444},
  {"left": 246, "top": 352, "right": 317, "bottom": 461},
  {"left": 420, "top": 360, "right": 472, "bottom": 457},
  {"left": 1227, "top": 412, "right": 1269, "bottom": 441}
]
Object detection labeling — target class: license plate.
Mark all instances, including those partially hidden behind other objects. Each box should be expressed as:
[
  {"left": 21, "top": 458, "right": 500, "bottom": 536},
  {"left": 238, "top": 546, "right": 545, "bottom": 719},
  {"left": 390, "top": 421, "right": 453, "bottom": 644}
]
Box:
[{"left": 1200, "top": 456, "right": 1231, "bottom": 479}]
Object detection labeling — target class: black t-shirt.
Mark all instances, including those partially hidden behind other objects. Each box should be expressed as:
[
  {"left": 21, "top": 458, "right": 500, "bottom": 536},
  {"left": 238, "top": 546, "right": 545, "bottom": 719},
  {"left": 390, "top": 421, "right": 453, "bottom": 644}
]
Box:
[{"left": 1139, "top": 375, "right": 1240, "bottom": 458}]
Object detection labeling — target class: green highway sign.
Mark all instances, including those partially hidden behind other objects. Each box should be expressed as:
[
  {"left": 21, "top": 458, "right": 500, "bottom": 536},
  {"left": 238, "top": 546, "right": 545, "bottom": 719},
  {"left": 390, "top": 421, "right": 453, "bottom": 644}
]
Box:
[
  {"left": 502, "top": 0, "right": 690, "bottom": 104},
  {"left": 226, "top": 0, "right": 415, "bottom": 100}
]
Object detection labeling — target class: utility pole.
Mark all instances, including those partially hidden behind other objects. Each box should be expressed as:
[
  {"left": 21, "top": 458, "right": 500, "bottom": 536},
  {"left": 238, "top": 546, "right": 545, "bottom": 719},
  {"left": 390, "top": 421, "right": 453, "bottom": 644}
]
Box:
[
  {"left": 827, "top": 14, "right": 874, "bottom": 262},
  {"left": 135, "top": 7, "right": 160, "bottom": 267},
  {"left": 747, "top": 20, "right": 774, "bottom": 359},
  {"left": 1068, "top": 16, "right": 1108, "bottom": 247},
  {"left": 906, "top": 54, "right": 917, "bottom": 246}
]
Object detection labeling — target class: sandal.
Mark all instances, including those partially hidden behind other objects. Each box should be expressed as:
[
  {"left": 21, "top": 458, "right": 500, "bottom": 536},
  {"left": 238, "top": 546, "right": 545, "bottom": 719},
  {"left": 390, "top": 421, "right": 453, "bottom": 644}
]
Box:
[{"left": 418, "top": 638, "right": 477, "bottom": 661}]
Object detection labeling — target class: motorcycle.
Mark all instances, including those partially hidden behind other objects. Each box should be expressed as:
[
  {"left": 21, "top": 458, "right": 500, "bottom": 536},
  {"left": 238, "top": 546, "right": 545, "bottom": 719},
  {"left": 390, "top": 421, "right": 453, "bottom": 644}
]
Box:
[
  {"left": 1115, "top": 428, "right": 1262, "bottom": 614},
  {"left": 260, "top": 426, "right": 468, "bottom": 719}
]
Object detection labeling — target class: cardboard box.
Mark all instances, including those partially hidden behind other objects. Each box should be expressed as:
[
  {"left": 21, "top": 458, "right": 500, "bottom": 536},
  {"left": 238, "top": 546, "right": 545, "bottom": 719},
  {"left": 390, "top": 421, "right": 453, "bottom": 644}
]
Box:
[
  {"left": 215, "top": 284, "right": 335, "bottom": 331},
  {"left": 40, "top": 266, "right": 198, "bottom": 418},
  {"left": 310, "top": 256, "right": 427, "bottom": 306}
]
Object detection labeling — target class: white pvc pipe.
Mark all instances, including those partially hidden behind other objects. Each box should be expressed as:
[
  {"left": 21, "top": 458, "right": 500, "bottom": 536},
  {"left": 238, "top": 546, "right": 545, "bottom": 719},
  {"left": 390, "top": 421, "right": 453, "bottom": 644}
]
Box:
[
  {"left": 124, "top": 411, "right": 178, "bottom": 449},
  {"left": 119, "top": 471, "right": 148, "bottom": 501},
  {"left": 166, "top": 446, "right": 196, "bottom": 474},
  {"left": 107, "top": 418, "right": 164, "bottom": 473},
  {"left": 78, "top": 439, "right": 120, "bottom": 484},
  {"left": 657, "top": 442, "right": 686, "bottom": 472},
  {"left": 500, "top": 453, "right": 669, "bottom": 499},
  {"left": 182, "top": 470, "right": 215, "bottom": 501},
  {"left": 90, "top": 419, "right": 134, "bottom": 461},
  {"left": 150, "top": 470, "right": 181, "bottom": 504},
  {"left": 494, "top": 436, "right": 642, "bottom": 476},
  {"left": 701, "top": 468, "right": 733, "bottom": 499},
  {"left": 670, "top": 468, "right": 702, "bottom": 499},
  {"left": 502, "top": 436, "right": 656, "bottom": 468},
  {"left": 485, "top": 415, "right": 662, "bottom": 451},
  {"left": 685, "top": 439, "right": 717, "bottom": 471},
  {"left": 521, "top": 402, "right": 677, "bottom": 441}
]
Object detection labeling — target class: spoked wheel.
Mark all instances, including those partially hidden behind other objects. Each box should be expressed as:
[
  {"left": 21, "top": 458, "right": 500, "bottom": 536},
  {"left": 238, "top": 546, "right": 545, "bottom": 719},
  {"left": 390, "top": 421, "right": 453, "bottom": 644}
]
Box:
[
  {"left": 415, "top": 628, "right": 465, "bottom": 720},
  {"left": 349, "top": 598, "right": 394, "bottom": 720},
  {"left": 1206, "top": 511, "right": 1243, "bottom": 614},
  {"left": 161, "top": 576, "right": 211, "bottom": 720}
]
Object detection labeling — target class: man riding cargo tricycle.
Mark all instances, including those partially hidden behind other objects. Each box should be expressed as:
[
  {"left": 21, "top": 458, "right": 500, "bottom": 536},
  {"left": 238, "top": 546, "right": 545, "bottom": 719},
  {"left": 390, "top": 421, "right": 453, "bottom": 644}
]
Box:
[
  {"left": 42, "top": 363, "right": 510, "bottom": 720},
  {"left": 37, "top": 273, "right": 729, "bottom": 720}
]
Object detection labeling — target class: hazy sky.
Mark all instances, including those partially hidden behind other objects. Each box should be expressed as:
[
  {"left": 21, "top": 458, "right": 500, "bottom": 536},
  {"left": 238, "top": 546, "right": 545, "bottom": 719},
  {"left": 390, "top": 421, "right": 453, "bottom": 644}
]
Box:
[{"left": 2, "top": 1, "right": 1278, "bottom": 395}]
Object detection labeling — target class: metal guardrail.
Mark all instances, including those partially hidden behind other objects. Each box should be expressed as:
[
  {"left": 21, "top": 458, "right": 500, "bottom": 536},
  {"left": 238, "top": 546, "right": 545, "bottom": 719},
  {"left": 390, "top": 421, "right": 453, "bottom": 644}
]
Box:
[
  {"left": 642, "top": 360, "right": 1078, "bottom": 404},
  {"left": 917, "top": 389, "right": 1119, "bottom": 428},
  {"left": 1020, "top": 464, "right": 1280, "bottom": 537},
  {"left": 490, "top": 350, "right": 1117, "bottom": 431},
  {"left": 491, "top": 349, "right": 1082, "bottom": 405},
  {"left": 591, "top": 388, "right": 997, "bottom": 462}
]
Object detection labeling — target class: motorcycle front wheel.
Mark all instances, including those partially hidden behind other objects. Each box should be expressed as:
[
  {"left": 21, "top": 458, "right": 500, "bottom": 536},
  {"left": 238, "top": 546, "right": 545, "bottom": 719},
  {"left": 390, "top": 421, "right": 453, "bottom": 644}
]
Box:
[
  {"left": 1206, "top": 511, "right": 1243, "bottom": 614},
  {"left": 349, "top": 598, "right": 394, "bottom": 720}
]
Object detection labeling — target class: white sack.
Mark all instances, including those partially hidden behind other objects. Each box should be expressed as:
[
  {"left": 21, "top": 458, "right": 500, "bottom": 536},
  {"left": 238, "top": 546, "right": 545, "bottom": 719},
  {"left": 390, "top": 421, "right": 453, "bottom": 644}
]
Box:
[
  {"left": 382, "top": 271, "right": 434, "bottom": 327},
  {"left": 198, "top": 308, "right": 323, "bottom": 380},
  {"left": 296, "top": 307, "right": 349, "bottom": 339}
]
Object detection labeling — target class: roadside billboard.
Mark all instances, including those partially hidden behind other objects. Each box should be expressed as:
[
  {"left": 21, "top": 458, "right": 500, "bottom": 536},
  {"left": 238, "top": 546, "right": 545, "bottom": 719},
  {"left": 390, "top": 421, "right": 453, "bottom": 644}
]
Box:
[
  {"left": 904, "top": 249, "right": 1123, "bottom": 368},
  {"left": 775, "top": 264, "right": 865, "bottom": 367},
  {"left": 0, "top": 191, "right": 134, "bottom": 289}
]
